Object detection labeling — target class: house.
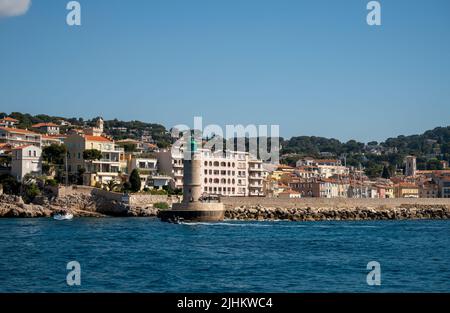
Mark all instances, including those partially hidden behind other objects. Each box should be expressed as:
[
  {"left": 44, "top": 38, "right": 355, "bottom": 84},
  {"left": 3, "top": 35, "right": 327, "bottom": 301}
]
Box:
[
  {"left": 32, "top": 122, "right": 60, "bottom": 135},
  {"left": 278, "top": 190, "right": 301, "bottom": 199},
  {"left": 436, "top": 177, "right": 450, "bottom": 198},
  {"left": 147, "top": 175, "right": 172, "bottom": 190},
  {"left": 116, "top": 138, "right": 144, "bottom": 153},
  {"left": 0, "top": 117, "right": 19, "bottom": 128},
  {"left": 419, "top": 180, "right": 439, "bottom": 198},
  {"left": 41, "top": 135, "right": 66, "bottom": 147},
  {"left": 10, "top": 145, "right": 42, "bottom": 181},
  {"left": 127, "top": 156, "right": 158, "bottom": 189},
  {"left": 295, "top": 158, "right": 348, "bottom": 179},
  {"left": 376, "top": 184, "right": 395, "bottom": 198},
  {"left": 394, "top": 182, "right": 419, "bottom": 198},
  {"left": 0, "top": 127, "right": 42, "bottom": 148},
  {"left": 65, "top": 133, "right": 124, "bottom": 186}
]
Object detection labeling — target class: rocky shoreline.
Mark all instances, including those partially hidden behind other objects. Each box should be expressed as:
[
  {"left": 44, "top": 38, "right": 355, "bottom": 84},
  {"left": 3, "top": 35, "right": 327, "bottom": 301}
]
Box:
[
  {"left": 1, "top": 193, "right": 450, "bottom": 221},
  {"left": 0, "top": 194, "right": 158, "bottom": 218}
]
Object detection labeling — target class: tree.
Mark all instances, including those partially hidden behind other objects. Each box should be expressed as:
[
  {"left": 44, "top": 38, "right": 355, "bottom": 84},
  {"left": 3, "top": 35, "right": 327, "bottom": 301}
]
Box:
[
  {"left": 120, "top": 143, "right": 136, "bottom": 153},
  {"left": 381, "top": 165, "right": 391, "bottom": 179},
  {"left": 83, "top": 149, "right": 102, "bottom": 160},
  {"left": 129, "top": 169, "right": 141, "bottom": 192},
  {"left": 23, "top": 183, "right": 41, "bottom": 203},
  {"left": 0, "top": 174, "right": 21, "bottom": 195},
  {"left": 42, "top": 144, "right": 67, "bottom": 164},
  {"left": 426, "top": 159, "right": 443, "bottom": 170}
]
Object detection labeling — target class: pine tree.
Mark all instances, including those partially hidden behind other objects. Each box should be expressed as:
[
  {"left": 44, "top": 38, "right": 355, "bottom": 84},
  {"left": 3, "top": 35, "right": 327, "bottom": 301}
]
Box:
[
  {"left": 129, "top": 169, "right": 141, "bottom": 192},
  {"left": 381, "top": 165, "right": 391, "bottom": 179}
]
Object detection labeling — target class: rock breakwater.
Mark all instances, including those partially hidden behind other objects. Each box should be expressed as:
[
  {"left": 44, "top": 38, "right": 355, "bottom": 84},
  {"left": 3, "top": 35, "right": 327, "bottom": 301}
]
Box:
[{"left": 225, "top": 204, "right": 450, "bottom": 221}]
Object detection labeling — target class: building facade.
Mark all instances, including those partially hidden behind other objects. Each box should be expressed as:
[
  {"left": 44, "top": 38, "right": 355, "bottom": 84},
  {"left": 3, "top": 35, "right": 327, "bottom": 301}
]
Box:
[
  {"left": 0, "top": 127, "right": 42, "bottom": 148},
  {"left": 65, "top": 133, "right": 124, "bottom": 186},
  {"left": 10, "top": 145, "right": 42, "bottom": 181},
  {"left": 156, "top": 147, "right": 265, "bottom": 196}
]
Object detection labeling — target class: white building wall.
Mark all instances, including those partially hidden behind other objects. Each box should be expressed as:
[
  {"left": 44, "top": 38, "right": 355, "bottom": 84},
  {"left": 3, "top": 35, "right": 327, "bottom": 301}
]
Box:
[{"left": 11, "top": 146, "right": 42, "bottom": 181}]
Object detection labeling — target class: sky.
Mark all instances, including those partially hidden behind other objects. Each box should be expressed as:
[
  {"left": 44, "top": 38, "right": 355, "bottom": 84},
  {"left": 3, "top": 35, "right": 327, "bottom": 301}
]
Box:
[{"left": 0, "top": 0, "right": 449, "bottom": 143}]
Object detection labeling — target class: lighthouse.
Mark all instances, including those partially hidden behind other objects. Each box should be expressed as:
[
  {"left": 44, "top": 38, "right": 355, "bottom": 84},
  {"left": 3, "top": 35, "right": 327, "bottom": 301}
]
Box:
[
  {"left": 158, "top": 130, "right": 225, "bottom": 223},
  {"left": 182, "top": 135, "right": 202, "bottom": 204}
]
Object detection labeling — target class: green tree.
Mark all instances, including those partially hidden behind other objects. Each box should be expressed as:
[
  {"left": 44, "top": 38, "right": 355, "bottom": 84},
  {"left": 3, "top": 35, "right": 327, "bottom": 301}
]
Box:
[
  {"left": 426, "top": 159, "right": 443, "bottom": 170},
  {"left": 120, "top": 143, "right": 136, "bottom": 153},
  {"left": 42, "top": 144, "right": 67, "bottom": 164},
  {"left": 23, "top": 182, "right": 41, "bottom": 203},
  {"left": 0, "top": 174, "right": 21, "bottom": 195},
  {"left": 381, "top": 165, "right": 391, "bottom": 179},
  {"left": 83, "top": 149, "right": 102, "bottom": 160},
  {"left": 129, "top": 169, "right": 141, "bottom": 192}
]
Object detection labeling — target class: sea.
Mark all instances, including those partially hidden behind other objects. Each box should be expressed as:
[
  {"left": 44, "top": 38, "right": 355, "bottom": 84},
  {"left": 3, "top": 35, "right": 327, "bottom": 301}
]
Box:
[{"left": 0, "top": 218, "right": 449, "bottom": 292}]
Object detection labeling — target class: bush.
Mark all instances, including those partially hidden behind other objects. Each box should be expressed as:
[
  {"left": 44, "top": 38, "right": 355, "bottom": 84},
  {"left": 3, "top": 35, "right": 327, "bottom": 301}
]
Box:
[
  {"left": 45, "top": 179, "right": 58, "bottom": 187},
  {"left": 121, "top": 182, "right": 132, "bottom": 193},
  {"left": 154, "top": 202, "right": 169, "bottom": 210},
  {"left": 150, "top": 189, "right": 168, "bottom": 195},
  {"left": 23, "top": 183, "right": 41, "bottom": 203},
  {"left": 0, "top": 174, "right": 21, "bottom": 195}
]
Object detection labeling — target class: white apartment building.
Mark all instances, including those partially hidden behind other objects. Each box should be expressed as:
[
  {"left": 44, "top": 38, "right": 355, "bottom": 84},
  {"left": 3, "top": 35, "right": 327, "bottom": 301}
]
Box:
[
  {"left": 11, "top": 145, "right": 42, "bottom": 181},
  {"left": 0, "top": 127, "right": 42, "bottom": 148},
  {"left": 156, "top": 147, "right": 265, "bottom": 196},
  {"left": 296, "top": 158, "right": 348, "bottom": 179}
]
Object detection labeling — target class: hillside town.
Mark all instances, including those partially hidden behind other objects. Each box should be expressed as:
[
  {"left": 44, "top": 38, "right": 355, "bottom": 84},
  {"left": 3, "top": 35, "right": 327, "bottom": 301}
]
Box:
[{"left": 0, "top": 114, "right": 449, "bottom": 199}]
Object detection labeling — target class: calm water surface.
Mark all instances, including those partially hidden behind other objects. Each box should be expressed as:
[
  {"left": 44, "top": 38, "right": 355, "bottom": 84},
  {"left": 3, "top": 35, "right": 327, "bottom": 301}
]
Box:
[{"left": 0, "top": 218, "right": 449, "bottom": 292}]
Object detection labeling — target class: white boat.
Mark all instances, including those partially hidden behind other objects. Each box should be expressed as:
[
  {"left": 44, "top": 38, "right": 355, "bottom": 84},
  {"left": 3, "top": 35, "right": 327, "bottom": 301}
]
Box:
[{"left": 53, "top": 212, "right": 74, "bottom": 220}]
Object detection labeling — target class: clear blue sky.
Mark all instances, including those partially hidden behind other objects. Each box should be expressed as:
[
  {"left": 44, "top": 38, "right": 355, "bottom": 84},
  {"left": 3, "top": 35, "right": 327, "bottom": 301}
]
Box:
[{"left": 1, "top": 0, "right": 449, "bottom": 143}]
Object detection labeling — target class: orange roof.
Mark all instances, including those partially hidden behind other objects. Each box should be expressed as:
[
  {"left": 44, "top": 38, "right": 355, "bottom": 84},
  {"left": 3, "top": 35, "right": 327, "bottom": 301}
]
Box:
[
  {"left": 84, "top": 135, "right": 112, "bottom": 142},
  {"left": 0, "top": 143, "right": 12, "bottom": 150},
  {"left": 396, "top": 182, "right": 418, "bottom": 188},
  {"left": 315, "top": 159, "right": 339, "bottom": 164},
  {"left": 1, "top": 117, "right": 19, "bottom": 122},
  {"left": 32, "top": 122, "right": 59, "bottom": 128},
  {"left": 277, "top": 164, "right": 294, "bottom": 170},
  {"left": 279, "top": 190, "right": 300, "bottom": 194},
  {"left": 0, "top": 127, "right": 40, "bottom": 135}
]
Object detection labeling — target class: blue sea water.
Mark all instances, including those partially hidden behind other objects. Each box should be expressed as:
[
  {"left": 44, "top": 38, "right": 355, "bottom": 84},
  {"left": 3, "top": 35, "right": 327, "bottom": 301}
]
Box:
[{"left": 0, "top": 218, "right": 449, "bottom": 292}]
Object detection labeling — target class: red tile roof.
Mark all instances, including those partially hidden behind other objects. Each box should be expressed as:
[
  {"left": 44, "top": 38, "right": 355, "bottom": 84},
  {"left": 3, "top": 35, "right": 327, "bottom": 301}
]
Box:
[
  {"left": 0, "top": 127, "right": 40, "bottom": 135},
  {"left": 32, "top": 122, "right": 59, "bottom": 128},
  {"left": 84, "top": 135, "right": 112, "bottom": 142},
  {"left": 1, "top": 117, "right": 19, "bottom": 122}
]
